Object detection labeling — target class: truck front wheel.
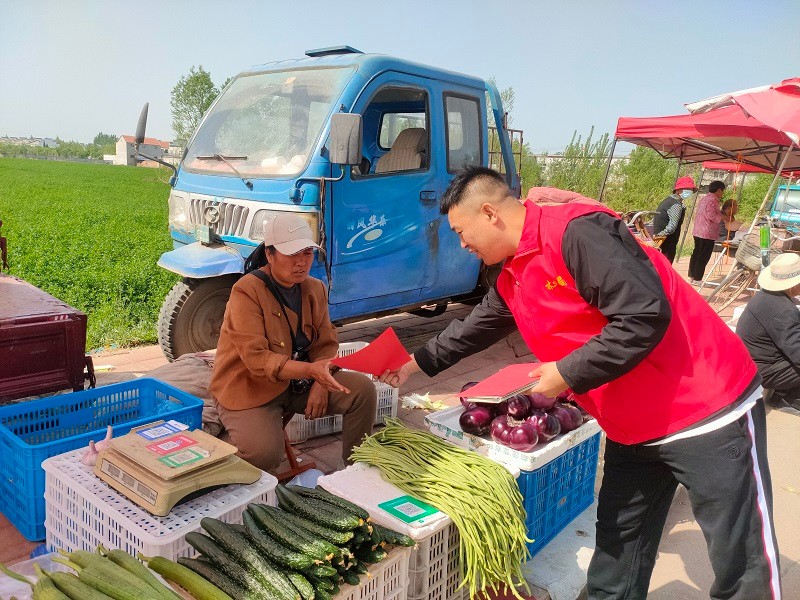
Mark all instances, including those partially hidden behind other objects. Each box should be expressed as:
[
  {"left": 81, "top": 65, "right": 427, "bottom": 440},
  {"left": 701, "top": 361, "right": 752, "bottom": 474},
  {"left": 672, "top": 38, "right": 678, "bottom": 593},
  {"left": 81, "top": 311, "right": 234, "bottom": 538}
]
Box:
[{"left": 157, "top": 275, "right": 238, "bottom": 361}]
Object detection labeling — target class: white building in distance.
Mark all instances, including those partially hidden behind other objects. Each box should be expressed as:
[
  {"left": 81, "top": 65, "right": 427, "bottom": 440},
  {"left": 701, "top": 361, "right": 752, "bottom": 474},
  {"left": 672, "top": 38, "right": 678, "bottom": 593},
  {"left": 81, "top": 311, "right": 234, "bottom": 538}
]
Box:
[{"left": 115, "top": 135, "right": 169, "bottom": 166}]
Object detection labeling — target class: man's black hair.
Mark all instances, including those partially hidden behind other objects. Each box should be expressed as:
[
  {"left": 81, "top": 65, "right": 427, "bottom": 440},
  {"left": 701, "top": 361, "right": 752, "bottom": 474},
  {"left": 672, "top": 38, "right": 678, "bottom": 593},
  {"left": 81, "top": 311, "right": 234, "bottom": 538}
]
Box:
[
  {"left": 439, "top": 165, "right": 509, "bottom": 215},
  {"left": 709, "top": 180, "right": 726, "bottom": 193}
]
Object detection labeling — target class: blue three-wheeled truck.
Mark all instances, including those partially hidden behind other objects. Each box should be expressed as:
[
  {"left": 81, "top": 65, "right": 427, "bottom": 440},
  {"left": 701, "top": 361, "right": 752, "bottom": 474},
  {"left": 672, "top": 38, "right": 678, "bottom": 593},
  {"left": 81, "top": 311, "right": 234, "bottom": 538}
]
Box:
[{"left": 136, "top": 46, "right": 520, "bottom": 359}]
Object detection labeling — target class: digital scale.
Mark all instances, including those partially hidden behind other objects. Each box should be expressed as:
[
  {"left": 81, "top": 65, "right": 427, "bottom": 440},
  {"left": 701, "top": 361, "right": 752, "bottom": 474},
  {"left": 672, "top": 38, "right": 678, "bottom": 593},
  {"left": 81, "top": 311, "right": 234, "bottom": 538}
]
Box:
[{"left": 94, "top": 420, "right": 262, "bottom": 516}]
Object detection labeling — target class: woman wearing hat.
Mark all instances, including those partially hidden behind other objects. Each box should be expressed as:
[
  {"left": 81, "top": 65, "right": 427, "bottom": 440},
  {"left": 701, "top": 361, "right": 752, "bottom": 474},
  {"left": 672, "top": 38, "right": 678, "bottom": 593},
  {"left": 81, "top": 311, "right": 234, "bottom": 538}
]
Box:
[
  {"left": 209, "top": 213, "right": 377, "bottom": 473},
  {"left": 653, "top": 176, "right": 697, "bottom": 263},
  {"left": 737, "top": 253, "right": 800, "bottom": 412}
]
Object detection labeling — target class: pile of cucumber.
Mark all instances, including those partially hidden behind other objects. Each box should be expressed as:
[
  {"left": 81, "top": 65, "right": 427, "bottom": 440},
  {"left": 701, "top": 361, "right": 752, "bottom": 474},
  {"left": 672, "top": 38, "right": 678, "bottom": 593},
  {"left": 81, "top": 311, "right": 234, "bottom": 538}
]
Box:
[{"left": 177, "top": 484, "right": 414, "bottom": 600}]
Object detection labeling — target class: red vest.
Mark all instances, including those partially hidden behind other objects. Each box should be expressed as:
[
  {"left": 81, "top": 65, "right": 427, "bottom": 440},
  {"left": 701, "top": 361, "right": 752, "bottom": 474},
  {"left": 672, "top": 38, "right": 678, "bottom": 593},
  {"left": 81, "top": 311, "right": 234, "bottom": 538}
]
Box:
[{"left": 497, "top": 201, "right": 757, "bottom": 444}]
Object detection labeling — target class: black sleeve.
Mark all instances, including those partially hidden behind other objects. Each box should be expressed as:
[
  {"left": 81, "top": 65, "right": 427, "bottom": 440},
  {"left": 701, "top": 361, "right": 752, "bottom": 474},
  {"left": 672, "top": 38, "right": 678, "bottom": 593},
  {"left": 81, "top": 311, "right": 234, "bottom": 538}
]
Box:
[
  {"left": 414, "top": 285, "right": 518, "bottom": 376},
  {"left": 765, "top": 305, "right": 800, "bottom": 366},
  {"left": 555, "top": 213, "right": 672, "bottom": 393}
]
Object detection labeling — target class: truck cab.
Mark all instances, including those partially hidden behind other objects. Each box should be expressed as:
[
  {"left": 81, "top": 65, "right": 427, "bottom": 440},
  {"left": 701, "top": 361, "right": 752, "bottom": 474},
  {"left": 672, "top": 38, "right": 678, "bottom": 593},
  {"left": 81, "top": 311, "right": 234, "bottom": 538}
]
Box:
[
  {"left": 151, "top": 47, "right": 519, "bottom": 359},
  {"left": 769, "top": 184, "right": 800, "bottom": 225}
]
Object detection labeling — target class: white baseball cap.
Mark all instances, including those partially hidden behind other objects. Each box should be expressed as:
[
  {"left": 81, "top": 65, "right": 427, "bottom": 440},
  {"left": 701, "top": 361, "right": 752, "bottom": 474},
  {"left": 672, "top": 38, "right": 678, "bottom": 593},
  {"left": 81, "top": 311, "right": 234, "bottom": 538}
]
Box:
[{"left": 264, "top": 213, "right": 320, "bottom": 255}]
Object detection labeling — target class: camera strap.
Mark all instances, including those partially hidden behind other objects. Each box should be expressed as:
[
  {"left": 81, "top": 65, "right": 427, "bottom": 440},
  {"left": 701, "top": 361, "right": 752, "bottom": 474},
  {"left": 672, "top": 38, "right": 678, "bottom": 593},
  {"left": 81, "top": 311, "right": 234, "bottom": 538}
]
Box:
[{"left": 250, "top": 269, "right": 305, "bottom": 354}]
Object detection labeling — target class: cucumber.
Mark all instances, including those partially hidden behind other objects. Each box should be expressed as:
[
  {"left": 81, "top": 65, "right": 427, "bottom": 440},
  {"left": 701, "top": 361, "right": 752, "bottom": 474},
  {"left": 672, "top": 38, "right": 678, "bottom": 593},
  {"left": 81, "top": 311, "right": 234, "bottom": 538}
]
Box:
[
  {"left": 276, "top": 486, "right": 362, "bottom": 531},
  {"left": 140, "top": 555, "right": 233, "bottom": 600},
  {"left": 285, "top": 571, "right": 314, "bottom": 600},
  {"left": 280, "top": 518, "right": 343, "bottom": 561},
  {"left": 241, "top": 510, "right": 318, "bottom": 571},
  {"left": 177, "top": 558, "right": 254, "bottom": 600},
  {"left": 352, "top": 561, "right": 368, "bottom": 575},
  {"left": 185, "top": 532, "right": 272, "bottom": 595},
  {"left": 373, "top": 523, "right": 415, "bottom": 547},
  {"left": 315, "top": 589, "right": 332, "bottom": 600},
  {"left": 201, "top": 517, "right": 299, "bottom": 600},
  {"left": 305, "top": 574, "right": 334, "bottom": 591},
  {"left": 247, "top": 505, "right": 333, "bottom": 561},
  {"left": 278, "top": 510, "right": 355, "bottom": 546},
  {"left": 99, "top": 546, "right": 180, "bottom": 600},
  {"left": 354, "top": 547, "right": 387, "bottom": 564},
  {"left": 342, "top": 570, "right": 360, "bottom": 586},
  {"left": 285, "top": 485, "right": 370, "bottom": 520},
  {"left": 301, "top": 564, "right": 338, "bottom": 579}
]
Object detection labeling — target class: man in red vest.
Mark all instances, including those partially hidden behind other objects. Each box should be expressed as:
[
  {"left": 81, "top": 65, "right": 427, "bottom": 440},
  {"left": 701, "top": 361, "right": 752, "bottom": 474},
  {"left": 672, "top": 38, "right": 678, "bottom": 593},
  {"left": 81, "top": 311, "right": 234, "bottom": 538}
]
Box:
[{"left": 381, "top": 166, "right": 780, "bottom": 599}]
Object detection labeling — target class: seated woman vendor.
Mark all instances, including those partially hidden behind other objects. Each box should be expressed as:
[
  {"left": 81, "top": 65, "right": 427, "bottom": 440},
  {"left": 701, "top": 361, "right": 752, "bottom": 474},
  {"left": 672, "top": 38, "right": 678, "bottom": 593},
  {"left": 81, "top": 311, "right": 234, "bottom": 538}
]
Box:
[{"left": 210, "top": 213, "right": 377, "bottom": 473}]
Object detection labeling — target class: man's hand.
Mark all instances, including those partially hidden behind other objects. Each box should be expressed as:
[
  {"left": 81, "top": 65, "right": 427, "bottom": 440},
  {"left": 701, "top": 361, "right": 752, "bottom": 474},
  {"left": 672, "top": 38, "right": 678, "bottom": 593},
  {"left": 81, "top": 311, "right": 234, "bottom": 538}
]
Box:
[
  {"left": 379, "top": 355, "right": 421, "bottom": 389},
  {"left": 307, "top": 360, "right": 350, "bottom": 393},
  {"left": 528, "top": 362, "right": 569, "bottom": 398},
  {"left": 305, "top": 383, "right": 329, "bottom": 420}
]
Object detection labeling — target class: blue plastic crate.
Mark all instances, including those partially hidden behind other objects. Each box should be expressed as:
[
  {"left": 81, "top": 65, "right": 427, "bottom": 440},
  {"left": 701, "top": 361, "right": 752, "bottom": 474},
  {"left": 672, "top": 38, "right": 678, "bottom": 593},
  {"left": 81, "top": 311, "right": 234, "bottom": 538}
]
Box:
[
  {"left": 0, "top": 378, "right": 204, "bottom": 541},
  {"left": 517, "top": 432, "right": 601, "bottom": 556}
]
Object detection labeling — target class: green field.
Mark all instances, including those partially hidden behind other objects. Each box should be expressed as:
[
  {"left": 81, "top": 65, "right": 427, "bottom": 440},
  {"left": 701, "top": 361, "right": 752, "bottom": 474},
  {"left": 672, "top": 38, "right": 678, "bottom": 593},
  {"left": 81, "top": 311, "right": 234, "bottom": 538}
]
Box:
[{"left": 0, "top": 158, "right": 179, "bottom": 350}]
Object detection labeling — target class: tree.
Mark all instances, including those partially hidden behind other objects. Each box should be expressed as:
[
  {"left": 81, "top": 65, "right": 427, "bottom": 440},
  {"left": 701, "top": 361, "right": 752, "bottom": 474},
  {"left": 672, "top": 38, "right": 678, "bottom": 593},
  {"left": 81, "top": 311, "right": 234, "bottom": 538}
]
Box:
[
  {"left": 170, "top": 65, "right": 219, "bottom": 143},
  {"left": 603, "top": 147, "right": 677, "bottom": 212},
  {"left": 543, "top": 127, "right": 612, "bottom": 198},
  {"left": 93, "top": 132, "right": 117, "bottom": 146}
]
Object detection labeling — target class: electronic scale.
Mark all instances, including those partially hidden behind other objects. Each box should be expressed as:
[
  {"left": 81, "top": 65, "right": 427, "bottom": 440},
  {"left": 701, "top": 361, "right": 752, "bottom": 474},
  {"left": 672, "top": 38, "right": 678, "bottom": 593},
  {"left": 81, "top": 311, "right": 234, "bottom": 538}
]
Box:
[{"left": 93, "top": 420, "right": 261, "bottom": 515}]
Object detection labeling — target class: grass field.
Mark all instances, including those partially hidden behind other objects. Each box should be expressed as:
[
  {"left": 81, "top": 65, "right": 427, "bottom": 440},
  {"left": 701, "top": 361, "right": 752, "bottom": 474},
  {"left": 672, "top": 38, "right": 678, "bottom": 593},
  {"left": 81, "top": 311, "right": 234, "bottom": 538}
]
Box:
[{"left": 0, "top": 158, "right": 179, "bottom": 350}]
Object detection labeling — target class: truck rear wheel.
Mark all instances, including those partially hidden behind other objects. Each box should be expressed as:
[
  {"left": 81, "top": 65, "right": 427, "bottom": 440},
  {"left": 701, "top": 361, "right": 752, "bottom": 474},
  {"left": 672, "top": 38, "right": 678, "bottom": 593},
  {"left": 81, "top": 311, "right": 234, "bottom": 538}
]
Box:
[{"left": 157, "top": 275, "right": 238, "bottom": 361}]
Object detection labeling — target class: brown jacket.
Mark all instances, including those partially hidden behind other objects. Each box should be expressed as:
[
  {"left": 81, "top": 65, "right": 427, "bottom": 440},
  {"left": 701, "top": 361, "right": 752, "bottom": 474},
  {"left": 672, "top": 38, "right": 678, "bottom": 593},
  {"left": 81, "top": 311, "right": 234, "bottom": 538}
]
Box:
[{"left": 210, "top": 266, "right": 338, "bottom": 411}]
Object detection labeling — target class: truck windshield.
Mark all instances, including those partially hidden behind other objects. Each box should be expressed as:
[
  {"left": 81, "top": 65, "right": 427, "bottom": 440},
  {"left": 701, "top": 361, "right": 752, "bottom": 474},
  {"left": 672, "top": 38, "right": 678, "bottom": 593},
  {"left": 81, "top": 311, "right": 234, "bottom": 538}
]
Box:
[
  {"left": 772, "top": 188, "right": 800, "bottom": 219},
  {"left": 183, "top": 67, "right": 354, "bottom": 178}
]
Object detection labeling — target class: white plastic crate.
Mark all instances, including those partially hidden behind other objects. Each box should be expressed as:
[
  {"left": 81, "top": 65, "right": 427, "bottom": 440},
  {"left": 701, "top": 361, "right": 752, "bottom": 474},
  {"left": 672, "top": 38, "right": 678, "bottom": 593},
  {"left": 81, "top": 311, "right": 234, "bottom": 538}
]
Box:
[
  {"left": 286, "top": 341, "right": 400, "bottom": 443},
  {"left": 43, "top": 448, "right": 276, "bottom": 560},
  {"left": 337, "top": 546, "right": 412, "bottom": 600},
  {"left": 408, "top": 522, "right": 467, "bottom": 600},
  {"left": 320, "top": 464, "right": 466, "bottom": 600}
]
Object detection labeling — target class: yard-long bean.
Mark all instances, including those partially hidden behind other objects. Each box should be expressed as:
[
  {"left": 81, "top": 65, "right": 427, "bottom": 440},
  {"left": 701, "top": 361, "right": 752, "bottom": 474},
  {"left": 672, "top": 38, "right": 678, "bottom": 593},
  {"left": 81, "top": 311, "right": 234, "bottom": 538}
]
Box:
[{"left": 350, "top": 419, "right": 530, "bottom": 599}]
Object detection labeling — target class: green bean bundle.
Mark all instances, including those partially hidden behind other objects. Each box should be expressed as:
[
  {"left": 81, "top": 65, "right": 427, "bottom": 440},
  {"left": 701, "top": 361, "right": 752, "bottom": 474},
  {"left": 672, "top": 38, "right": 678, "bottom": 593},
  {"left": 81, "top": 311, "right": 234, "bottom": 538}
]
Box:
[{"left": 350, "top": 419, "right": 530, "bottom": 599}]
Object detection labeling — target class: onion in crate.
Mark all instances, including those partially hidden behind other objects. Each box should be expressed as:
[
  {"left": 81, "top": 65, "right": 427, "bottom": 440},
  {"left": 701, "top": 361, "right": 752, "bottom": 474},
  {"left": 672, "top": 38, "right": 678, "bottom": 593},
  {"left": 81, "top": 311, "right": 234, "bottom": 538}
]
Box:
[
  {"left": 526, "top": 409, "right": 561, "bottom": 442},
  {"left": 490, "top": 415, "right": 539, "bottom": 452},
  {"left": 505, "top": 394, "right": 532, "bottom": 419},
  {"left": 526, "top": 391, "right": 557, "bottom": 411},
  {"left": 548, "top": 402, "right": 583, "bottom": 433},
  {"left": 459, "top": 405, "right": 494, "bottom": 436}
]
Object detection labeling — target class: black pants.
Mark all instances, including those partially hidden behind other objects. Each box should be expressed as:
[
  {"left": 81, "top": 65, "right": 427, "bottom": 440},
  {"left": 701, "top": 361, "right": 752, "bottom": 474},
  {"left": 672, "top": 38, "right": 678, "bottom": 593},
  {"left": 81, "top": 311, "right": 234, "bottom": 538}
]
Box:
[
  {"left": 659, "top": 234, "right": 679, "bottom": 263},
  {"left": 587, "top": 400, "right": 781, "bottom": 599},
  {"left": 688, "top": 237, "right": 716, "bottom": 280}
]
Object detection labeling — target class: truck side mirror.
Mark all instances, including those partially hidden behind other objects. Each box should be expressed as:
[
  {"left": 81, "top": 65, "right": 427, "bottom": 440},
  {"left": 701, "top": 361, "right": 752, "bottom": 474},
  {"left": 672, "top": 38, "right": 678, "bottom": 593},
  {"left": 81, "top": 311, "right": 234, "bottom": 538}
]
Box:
[
  {"left": 135, "top": 103, "right": 149, "bottom": 145},
  {"left": 329, "top": 113, "right": 363, "bottom": 166}
]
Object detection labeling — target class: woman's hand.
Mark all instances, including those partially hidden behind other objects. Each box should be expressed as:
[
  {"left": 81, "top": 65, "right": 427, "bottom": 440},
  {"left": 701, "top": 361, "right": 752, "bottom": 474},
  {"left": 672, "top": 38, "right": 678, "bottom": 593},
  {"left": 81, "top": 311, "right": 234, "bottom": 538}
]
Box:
[
  {"left": 307, "top": 360, "right": 350, "bottom": 393},
  {"left": 305, "top": 383, "right": 329, "bottom": 419}
]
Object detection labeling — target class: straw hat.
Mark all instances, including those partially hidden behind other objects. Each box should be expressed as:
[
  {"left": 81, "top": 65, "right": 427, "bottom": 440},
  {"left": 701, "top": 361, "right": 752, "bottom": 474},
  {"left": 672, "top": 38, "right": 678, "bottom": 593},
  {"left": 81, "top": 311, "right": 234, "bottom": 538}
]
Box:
[{"left": 758, "top": 253, "right": 800, "bottom": 291}]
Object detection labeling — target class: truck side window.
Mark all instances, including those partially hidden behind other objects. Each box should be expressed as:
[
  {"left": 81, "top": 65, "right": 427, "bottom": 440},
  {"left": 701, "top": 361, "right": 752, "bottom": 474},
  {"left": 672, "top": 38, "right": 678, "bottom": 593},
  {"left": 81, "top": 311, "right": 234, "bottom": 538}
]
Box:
[
  {"left": 356, "top": 87, "right": 429, "bottom": 176},
  {"left": 444, "top": 94, "right": 481, "bottom": 173}
]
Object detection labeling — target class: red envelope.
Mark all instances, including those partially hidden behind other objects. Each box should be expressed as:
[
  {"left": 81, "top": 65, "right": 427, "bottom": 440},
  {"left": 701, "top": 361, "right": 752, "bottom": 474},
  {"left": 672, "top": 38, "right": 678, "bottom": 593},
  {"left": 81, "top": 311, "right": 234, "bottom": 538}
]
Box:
[{"left": 331, "top": 328, "right": 410, "bottom": 376}]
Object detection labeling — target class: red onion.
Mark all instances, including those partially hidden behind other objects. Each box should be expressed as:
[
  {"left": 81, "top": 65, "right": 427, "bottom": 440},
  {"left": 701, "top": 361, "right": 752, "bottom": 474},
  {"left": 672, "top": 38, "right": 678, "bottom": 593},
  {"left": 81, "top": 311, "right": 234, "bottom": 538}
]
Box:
[
  {"left": 526, "top": 391, "right": 557, "bottom": 411},
  {"left": 506, "top": 394, "right": 532, "bottom": 419},
  {"left": 526, "top": 409, "right": 561, "bottom": 442},
  {"left": 548, "top": 402, "right": 583, "bottom": 433},
  {"left": 459, "top": 406, "right": 494, "bottom": 435},
  {"left": 490, "top": 415, "right": 539, "bottom": 452},
  {"left": 459, "top": 381, "right": 479, "bottom": 408},
  {"left": 556, "top": 390, "right": 572, "bottom": 402}
]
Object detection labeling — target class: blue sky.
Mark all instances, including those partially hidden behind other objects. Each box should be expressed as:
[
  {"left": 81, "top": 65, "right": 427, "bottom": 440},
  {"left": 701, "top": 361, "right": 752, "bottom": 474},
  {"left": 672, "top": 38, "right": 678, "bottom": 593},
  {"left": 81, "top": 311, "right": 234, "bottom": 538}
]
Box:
[{"left": 1, "top": 0, "right": 798, "bottom": 152}]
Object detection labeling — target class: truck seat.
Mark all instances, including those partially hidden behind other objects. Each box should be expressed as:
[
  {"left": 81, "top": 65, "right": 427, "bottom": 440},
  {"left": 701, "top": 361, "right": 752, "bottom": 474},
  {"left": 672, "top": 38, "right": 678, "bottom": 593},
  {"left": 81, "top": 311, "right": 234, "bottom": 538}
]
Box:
[{"left": 375, "top": 127, "right": 427, "bottom": 173}]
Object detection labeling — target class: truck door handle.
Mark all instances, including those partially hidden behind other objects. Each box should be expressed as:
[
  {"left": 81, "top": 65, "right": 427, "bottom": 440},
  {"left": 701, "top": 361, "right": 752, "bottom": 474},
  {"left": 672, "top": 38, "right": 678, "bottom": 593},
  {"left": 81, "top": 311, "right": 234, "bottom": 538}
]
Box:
[{"left": 419, "top": 191, "right": 438, "bottom": 206}]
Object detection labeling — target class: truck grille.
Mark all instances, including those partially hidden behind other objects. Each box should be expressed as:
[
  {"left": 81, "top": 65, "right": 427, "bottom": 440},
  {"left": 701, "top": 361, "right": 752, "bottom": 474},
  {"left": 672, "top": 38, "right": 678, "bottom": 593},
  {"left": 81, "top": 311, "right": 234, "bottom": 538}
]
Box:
[{"left": 188, "top": 199, "right": 250, "bottom": 237}]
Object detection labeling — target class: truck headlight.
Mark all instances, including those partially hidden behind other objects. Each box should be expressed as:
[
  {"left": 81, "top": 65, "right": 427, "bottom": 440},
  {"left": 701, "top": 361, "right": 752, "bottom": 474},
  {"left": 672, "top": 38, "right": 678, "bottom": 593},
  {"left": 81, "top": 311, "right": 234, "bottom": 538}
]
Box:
[
  {"left": 249, "top": 210, "right": 319, "bottom": 243},
  {"left": 168, "top": 193, "right": 188, "bottom": 232}
]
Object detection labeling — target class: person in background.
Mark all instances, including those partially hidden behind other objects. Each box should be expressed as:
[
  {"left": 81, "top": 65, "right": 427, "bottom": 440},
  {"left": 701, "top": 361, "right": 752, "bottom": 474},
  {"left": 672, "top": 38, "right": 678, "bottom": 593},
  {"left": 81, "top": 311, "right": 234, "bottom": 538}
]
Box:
[
  {"left": 737, "top": 253, "right": 800, "bottom": 414},
  {"left": 719, "top": 199, "right": 741, "bottom": 240},
  {"left": 209, "top": 214, "right": 377, "bottom": 473},
  {"left": 653, "top": 176, "right": 697, "bottom": 263},
  {"left": 381, "top": 166, "right": 780, "bottom": 600},
  {"left": 688, "top": 180, "right": 726, "bottom": 282}
]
